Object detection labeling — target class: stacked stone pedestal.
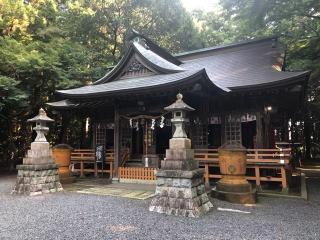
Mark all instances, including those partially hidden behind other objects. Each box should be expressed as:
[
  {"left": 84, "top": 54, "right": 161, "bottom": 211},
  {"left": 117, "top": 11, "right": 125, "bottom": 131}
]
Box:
[
  {"left": 12, "top": 164, "right": 63, "bottom": 196},
  {"left": 12, "top": 139, "right": 63, "bottom": 195},
  {"left": 149, "top": 138, "right": 213, "bottom": 217}
]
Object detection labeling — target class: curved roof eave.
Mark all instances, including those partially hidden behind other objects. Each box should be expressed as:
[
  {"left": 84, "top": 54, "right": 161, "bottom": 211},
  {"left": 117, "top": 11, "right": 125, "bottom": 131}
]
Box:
[
  {"left": 57, "top": 69, "right": 228, "bottom": 99},
  {"left": 45, "top": 99, "right": 79, "bottom": 109},
  {"left": 227, "top": 70, "right": 310, "bottom": 92}
]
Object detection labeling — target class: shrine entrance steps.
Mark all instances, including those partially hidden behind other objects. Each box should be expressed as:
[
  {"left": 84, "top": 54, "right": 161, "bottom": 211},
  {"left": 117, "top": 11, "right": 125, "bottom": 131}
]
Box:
[{"left": 124, "top": 158, "right": 144, "bottom": 167}]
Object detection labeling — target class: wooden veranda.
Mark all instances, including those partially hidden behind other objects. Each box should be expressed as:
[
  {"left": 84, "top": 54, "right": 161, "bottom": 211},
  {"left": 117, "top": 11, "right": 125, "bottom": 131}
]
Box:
[{"left": 70, "top": 147, "right": 291, "bottom": 192}]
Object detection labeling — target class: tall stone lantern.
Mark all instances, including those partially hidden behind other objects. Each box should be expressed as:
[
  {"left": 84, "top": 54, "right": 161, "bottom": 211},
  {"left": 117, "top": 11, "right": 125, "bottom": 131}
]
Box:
[
  {"left": 12, "top": 108, "right": 63, "bottom": 196},
  {"left": 149, "top": 93, "right": 213, "bottom": 217}
]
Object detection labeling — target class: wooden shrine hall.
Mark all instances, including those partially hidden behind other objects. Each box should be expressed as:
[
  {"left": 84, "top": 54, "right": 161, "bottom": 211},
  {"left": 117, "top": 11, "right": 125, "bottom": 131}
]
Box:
[{"left": 47, "top": 31, "right": 310, "bottom": 191}]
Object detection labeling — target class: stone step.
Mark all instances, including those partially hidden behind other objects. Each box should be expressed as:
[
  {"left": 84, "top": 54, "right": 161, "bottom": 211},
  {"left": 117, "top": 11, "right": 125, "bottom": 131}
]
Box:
[{"left": 125, "top": 162, "right": 144, "bottom": 167}]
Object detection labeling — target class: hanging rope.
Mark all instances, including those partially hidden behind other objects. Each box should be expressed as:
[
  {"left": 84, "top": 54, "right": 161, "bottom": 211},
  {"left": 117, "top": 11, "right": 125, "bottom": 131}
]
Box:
[{"left": 119, "top": 112, "right": 170, "bottom": 120}]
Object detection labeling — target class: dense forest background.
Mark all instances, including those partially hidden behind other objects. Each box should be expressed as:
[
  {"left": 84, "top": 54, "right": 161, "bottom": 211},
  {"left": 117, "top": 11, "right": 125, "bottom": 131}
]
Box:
[{"left": 0, "top": 0, "right": 319, "bottom": 170}]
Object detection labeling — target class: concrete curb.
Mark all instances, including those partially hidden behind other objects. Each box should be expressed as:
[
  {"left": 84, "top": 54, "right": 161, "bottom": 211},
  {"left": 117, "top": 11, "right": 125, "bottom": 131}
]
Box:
[{"left": 300, "top": 173, "right": 308, "bottom": 200}]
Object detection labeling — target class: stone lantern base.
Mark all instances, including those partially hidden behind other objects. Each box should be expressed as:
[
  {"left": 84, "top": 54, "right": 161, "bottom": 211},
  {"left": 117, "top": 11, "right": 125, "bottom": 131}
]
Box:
[
  {"left": 149, "top": 138, "right": 213, "bottom": 217},
  {"left": 12, "top": 164, "right": 63, "bottom": 196},
  {"left": 149, "top": 169, "right": 213, "bottom": 217}
]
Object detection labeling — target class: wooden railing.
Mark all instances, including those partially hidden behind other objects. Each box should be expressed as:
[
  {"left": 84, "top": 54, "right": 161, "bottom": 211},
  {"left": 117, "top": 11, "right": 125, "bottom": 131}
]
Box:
[
  {"left": 194, "top": 148, "right": 291, "bottom": 192},
  {"left": 70, "top": 148, "right": 292, "bottom": 191},
  {"left": 70, "top": 149, "right": 114, "bottom": 177},
  {"left": 118, "top": 167, "right": 156, "bottom": 181}
]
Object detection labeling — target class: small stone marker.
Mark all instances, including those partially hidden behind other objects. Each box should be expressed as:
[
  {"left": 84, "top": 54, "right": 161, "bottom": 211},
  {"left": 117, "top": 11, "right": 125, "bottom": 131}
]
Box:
[
  {"left": 12, "top": 108, "right": 63, "bottom": 196},
  {"left": 149, "top": 93, "right": 213, "bottom": 217}
]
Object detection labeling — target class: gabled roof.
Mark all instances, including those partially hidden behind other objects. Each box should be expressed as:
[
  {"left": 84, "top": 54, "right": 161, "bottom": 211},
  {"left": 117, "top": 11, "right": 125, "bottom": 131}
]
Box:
[
  {"left": 51, "top": 34, "right": 310, "bottom": 104},
  {"left": 93, "top": 41, "right": 184, "bottom": 85}
]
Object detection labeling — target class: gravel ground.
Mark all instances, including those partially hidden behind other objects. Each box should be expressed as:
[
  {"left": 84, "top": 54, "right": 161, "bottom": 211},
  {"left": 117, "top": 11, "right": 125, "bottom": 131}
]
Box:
[{"left": 1, "top": 175, "right": 320, "bottom": 240}]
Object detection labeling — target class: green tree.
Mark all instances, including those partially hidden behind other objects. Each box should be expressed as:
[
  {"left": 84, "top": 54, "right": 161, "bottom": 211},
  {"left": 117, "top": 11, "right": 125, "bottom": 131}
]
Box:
[{"left": 218, "top": 0, "right": 320, "bottom": 158}]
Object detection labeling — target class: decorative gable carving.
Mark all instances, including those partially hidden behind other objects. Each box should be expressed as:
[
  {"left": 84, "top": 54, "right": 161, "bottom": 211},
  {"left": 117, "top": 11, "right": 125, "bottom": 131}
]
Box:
[
  {"left": 120, "top": 55, "right": 154, "bottom": 79},
  {"left": 127, "top": 59, "right": 146, "bottom": 73}
]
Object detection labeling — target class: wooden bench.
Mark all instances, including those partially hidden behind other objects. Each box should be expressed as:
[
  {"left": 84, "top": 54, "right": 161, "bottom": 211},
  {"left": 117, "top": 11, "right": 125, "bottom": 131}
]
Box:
[
  {"left": 194, "top": 148, "right": 291, "bottom": 192},
  {"left": 70, "top": 149, "right": 114, "bottom": 177}
]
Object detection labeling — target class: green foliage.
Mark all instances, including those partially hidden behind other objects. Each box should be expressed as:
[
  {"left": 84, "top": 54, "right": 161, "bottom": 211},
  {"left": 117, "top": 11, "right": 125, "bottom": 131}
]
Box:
[
  {"left": 217, "top": 0, "right": 320, "bottom": 148},
  {"left": 0, "top": 76, "right": 28, "bottom": 109},
  {"left": 0, "top": 0, "right": 203, "bottom": 168},
  {"left": 0, "top": 0, "right": 319, "bottom": 166}
]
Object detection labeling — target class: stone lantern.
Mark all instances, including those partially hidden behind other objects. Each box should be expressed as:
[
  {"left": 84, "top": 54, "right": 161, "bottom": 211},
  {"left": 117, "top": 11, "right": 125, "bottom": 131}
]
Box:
[
  {"left": 12, "top": 108, "right": 63, "bottom": 196},
  {"left": 165, "top": 93, "right": 194, "bottom": 139},
  {"left": 149, "top": 93, "right": 213, "bottom": 217},
  {"left": 28, "top": 108, "right": 54, "bottom": 142}
]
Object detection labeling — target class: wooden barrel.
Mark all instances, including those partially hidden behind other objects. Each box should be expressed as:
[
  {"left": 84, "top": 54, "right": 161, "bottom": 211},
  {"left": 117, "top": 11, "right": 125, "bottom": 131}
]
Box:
[
  {"left": 217, "top": 145, "right": 251, "bottom": 191},
  {"left": 52, "top": 144, "right": 72, "bottom": 178},
  {"left": 218, "top": 148, "right": 247, "bottom": 176}
]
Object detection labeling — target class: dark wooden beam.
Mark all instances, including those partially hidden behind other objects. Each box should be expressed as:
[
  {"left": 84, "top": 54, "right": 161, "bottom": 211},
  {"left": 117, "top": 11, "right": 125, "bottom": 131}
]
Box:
[
  {"left": 256, "top": 112, "right": 264, "bottom": 148},
  {"left": 113, "top": 104, "right": 120, "bottom": 180}
]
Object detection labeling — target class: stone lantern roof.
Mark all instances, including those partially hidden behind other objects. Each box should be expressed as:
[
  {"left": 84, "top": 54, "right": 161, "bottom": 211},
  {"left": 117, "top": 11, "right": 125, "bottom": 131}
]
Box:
[
  {"left": 27, "top": 108, "right": 54, "bottom": 122},
  {"left": 164, "top": 93, "right": 195, "bottom": 112}
]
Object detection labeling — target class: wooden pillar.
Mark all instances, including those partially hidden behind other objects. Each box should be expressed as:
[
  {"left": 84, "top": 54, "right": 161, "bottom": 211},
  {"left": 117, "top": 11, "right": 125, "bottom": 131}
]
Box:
[
  {"left": 256, "top": 112, "right": 264, "bottom": 148},
  {"left": 264, "top": 112, "right": 271, "bottom": 148},
  {"left": 113, "top": 105, "right": 120, "bottom": 180},
  {"left": 92, "top": 122, "right": 96, "bottom": 149},
  {"left": 220, "top": 114, "right": 226, "bottom": 145}
]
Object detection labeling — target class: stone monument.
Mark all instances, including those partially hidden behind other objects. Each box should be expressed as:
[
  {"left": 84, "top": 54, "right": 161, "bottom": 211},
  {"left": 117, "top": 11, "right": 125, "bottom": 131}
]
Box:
[
  {"left": 149, "top": 93, "right": 213, "bottom": 217},
  {"left": 12, "top": 108, "right": 63, "bottom": 196}
]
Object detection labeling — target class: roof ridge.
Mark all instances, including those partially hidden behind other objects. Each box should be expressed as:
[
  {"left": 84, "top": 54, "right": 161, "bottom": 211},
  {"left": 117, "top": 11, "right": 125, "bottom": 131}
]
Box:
[
  {"left": 129, "top": 29, "right": 182, "bottom": 65},
  {"left": 175, "top": 35, "right": 278, "bottom": 58}
]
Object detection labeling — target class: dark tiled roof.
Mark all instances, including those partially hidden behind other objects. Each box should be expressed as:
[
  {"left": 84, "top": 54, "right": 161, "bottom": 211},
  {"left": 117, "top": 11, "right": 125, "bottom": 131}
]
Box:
[
  {"left": 58, "top": 69, "right": 224, "bottom": 97},
  {"left": 180, "top": 41, "right": 309, "bottom": 90},
  {"left": 54, "top": 36, "right": 309, "bottom": 99}
]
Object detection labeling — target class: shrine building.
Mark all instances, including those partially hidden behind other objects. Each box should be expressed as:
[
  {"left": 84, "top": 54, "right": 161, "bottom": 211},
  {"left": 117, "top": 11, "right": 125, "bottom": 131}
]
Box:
[{"left": 47, "top": 31, "right": 310, "bottom": 190}]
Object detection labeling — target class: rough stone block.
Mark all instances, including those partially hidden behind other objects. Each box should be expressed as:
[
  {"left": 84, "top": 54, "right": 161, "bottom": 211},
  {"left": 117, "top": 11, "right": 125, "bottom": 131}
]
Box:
[
  {"left": 169, "top": 138, "right": 191, "bottom": 149},
  {"left": 172, "top": 179, "right": 180, "bottom": 187},
  {"left": 180, "top": 179, "right": 192, "bottom": 188},
  {"left": 165, "top": 149, "right": 194, "bottom": 161},
  {"left": 157, "top": 178, "right": 165, "bottom": 186},
  {"left": 165, "top": 178, "right": 173, "bottom": 187}
]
